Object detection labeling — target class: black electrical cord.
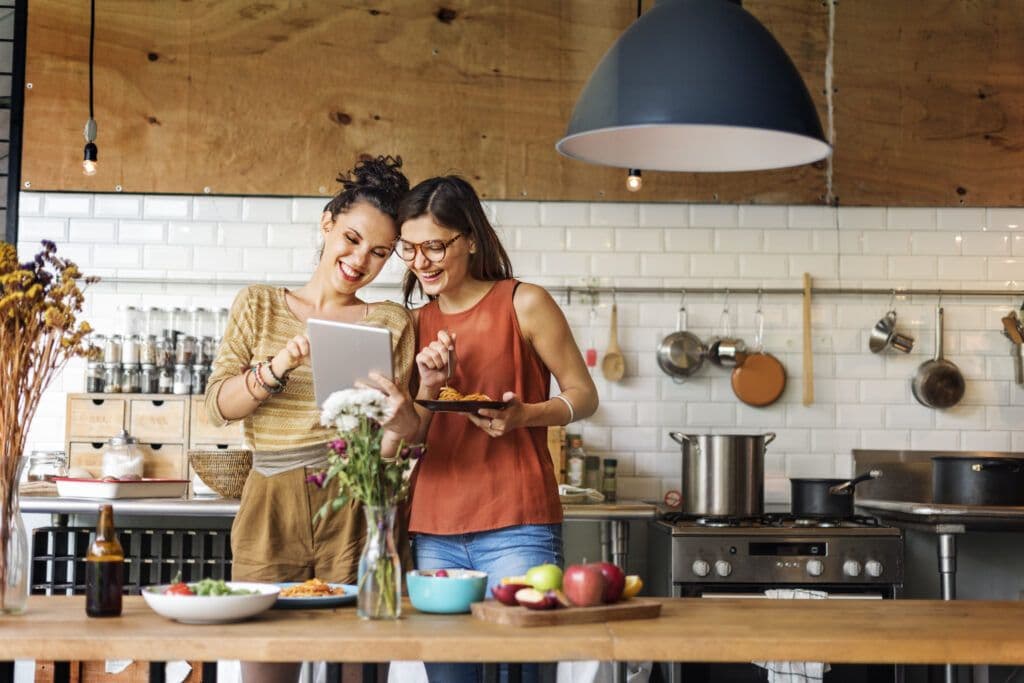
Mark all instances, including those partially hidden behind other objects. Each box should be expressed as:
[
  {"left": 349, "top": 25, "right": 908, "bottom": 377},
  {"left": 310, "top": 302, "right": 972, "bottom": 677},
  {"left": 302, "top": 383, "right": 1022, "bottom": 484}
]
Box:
[{"left": 88, "top": 0, "right": 95, "bottom": 120}]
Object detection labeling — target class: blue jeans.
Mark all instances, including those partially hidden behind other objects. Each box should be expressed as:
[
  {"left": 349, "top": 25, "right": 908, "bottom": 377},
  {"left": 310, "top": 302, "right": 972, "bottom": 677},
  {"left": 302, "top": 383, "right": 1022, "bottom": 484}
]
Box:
[{"left": 414, "top": 524, "right": 564, "bottom": 683}]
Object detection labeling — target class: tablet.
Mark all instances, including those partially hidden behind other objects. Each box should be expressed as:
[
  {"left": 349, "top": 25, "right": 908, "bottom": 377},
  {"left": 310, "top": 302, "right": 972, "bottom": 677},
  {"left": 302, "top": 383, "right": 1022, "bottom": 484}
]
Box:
[{"left": 307, "top": 318, "right": 392, "bottom": 406}]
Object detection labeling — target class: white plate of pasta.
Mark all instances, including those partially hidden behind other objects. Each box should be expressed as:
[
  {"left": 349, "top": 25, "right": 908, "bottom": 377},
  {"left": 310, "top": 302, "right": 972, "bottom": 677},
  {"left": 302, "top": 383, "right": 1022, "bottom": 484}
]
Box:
[{"left": 274, "top": 579, "right": 357, "bottom": 609}]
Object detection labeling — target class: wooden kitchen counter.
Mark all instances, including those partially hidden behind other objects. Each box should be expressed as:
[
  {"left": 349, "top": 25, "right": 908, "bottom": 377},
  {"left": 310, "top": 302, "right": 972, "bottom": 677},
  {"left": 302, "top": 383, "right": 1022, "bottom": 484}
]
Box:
[{"left": 5, "top": 597, "right": 1024, "bottom": 665}]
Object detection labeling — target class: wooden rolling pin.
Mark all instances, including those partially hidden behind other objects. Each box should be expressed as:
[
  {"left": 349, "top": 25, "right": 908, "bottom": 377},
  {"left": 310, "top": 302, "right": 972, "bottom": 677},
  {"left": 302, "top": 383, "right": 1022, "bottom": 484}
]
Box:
[{"left": 802, "top": 272, "right": 814, "bottom": 406}]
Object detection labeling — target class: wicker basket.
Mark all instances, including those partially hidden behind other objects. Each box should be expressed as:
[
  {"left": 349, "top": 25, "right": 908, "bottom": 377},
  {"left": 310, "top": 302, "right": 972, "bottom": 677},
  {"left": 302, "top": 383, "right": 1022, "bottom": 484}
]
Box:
[{"left": 188, "top": 449, "right": 253, "bottom": 498}]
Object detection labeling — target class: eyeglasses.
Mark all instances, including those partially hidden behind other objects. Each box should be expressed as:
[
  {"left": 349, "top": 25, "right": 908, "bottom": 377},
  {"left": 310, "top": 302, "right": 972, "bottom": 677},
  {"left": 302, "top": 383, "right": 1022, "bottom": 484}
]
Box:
[{"left": 396, "top": 234, "right": 462, "bottom": 263}]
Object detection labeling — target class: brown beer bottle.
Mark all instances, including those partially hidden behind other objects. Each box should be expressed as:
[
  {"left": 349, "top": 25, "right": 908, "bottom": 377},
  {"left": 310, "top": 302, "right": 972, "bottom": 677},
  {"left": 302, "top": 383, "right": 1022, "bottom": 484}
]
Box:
[{"left": 85, "top": 504, "right": 124, "bottom": 617}]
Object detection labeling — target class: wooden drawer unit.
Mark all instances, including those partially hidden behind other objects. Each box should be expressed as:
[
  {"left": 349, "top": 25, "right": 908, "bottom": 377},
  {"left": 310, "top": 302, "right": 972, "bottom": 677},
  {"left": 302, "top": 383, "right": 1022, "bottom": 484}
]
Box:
[
  {"left": 68, "top": 441, "right": 186, "bottom": 479},
  {"left": 190, "top": 397, "right": 244, "bottom": 448},
  {"left": 129, "top": 397, "right": 188, "bottom": 442},
  {"left": 66, "top": 396, "right": 127, "bottom": 440}
]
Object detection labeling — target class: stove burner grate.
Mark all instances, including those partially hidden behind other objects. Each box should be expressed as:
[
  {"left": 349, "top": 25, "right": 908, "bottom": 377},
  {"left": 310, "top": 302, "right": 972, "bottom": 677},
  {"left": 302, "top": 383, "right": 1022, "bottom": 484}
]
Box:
[{"left": 660, "top": 511, "right": 884, "bottom": 529}]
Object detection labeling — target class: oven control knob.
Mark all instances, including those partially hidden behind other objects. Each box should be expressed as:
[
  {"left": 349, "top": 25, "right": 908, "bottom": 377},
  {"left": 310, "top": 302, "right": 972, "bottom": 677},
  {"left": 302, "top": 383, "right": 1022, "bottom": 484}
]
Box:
[
  {"left": 865, "top": 560, "right": 884, "bottom": 578},
  {"left": 843, "top": 560, "right": 863, "bottom": 577},
  {"left": 805, "top": 559, "right": 824, "bottom": 577},
  {"left": 714, "top": 560, "right": 732, "bottom": 577},
  {"left": 691, "top": 560, "right": 711, "bottom": 577}
]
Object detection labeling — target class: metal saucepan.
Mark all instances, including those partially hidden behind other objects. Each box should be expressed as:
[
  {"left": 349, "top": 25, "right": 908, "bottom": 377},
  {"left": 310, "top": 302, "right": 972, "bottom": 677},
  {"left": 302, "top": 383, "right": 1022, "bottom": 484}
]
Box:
[
  {"left": 790, "top": 470, "right": 882, "bottom": 518},
  {"left": 911, "top": 306, "right": 965, "bottom": 409},
  {"left": 656, "top": 305, "right": 705, "bottom": 382},
  {"left": 669, "top": 432, "right": 775, "bottom": 517},
  {"left": 932, "top": 456, "right": 1024, "bottom": 506}
]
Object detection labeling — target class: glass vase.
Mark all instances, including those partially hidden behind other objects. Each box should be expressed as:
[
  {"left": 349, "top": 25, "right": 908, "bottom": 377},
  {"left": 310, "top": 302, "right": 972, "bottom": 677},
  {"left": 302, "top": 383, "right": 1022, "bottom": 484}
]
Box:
[
  {"left": 1, "top": 457, "right": 28, "bottom": 615},
  {"left": 357, "top": 504, "right": 401, "bottom": 620}
]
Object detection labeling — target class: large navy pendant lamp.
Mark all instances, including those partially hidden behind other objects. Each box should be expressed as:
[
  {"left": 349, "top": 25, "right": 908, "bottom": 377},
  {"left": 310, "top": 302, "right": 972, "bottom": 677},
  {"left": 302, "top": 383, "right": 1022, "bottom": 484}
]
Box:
[{"left": 556, "top": 0, "right": 831, "bottom": 173}]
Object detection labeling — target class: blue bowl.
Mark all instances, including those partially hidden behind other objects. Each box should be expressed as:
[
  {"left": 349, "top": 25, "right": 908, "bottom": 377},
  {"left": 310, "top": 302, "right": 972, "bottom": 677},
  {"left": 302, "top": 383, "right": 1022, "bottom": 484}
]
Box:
[{"left": 406, "top": 569, "right": 487, "bottom": 614}]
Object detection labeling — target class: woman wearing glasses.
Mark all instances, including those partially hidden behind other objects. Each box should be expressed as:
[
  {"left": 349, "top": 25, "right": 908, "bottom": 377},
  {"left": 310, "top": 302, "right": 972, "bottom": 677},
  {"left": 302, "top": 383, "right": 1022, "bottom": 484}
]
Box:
[
  {"left": 397, "top": 175, "right": 598, "bottom": 683},
  {"left": 205, "top": 156, "right": 418, "bottom": 683}
]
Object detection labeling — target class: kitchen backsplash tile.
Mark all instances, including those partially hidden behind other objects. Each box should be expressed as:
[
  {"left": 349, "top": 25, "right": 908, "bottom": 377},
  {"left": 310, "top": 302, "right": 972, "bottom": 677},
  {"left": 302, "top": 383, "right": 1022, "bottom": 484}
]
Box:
[{"left": 16, "top": 192, "right": 1024, "bottom": 502}]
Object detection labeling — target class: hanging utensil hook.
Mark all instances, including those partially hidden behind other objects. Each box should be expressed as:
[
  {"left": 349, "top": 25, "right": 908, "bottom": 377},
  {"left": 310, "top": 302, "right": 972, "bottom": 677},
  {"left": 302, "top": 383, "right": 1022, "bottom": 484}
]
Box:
[{"left": 888, "top": 288, "right": 896, "bottom": 312}]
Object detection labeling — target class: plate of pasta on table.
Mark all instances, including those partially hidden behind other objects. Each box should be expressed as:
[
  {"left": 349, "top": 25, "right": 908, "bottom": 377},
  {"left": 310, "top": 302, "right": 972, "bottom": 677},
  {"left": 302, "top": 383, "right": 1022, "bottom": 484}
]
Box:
[
  {"left": 416, "top": 387, "right": 509, "bottom": 413},
  {"left": 273, "top": 578, "right": 357, "bottom": 609}
]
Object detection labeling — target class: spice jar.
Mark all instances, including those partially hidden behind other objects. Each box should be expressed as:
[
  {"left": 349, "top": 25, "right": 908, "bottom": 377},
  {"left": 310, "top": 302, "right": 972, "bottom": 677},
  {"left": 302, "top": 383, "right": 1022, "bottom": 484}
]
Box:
[
  {"left": 169, "top": 307, "right": 187, "bottom": 343},
  {"left": 601, "top": 459, "right": 618, "bottom": 503},
  {"left": 158, "top": 365, "right": 174, "bottom": 394},
  {"left": 190, "top": 364, "right": 208, "bottom": 395},
  {"left": 146, "top": 306, "right": 167, "bottom": 339},
  {"left": 199, "top": 336, "right": 217, "bottom": 365},
  {"left": 172, "top": 364, "right": 191, "bottom": 395},
  {"left": 175, "top": 336, "right": 196, "bottom": 366},
  {"left": 139, "top": 335, "right": 157, "bottom": 365},
  {"left": 102, "top": 363, "right": 122, "bottom": 393},
  {"left": 27, "top": 450, "right": 68, "bottom": 482},
  {"left": 85, "top": 360, "right": 105, "bottom": 393},
  {"left": 103, "top": 335, "right": 122, "bottom": 365},
  {"left": 101, "top": 429, "right": 144, "bottom": 479},
  {"left": 139, "top": 364, "right": 159, "bottom": 394},
  {"left": 154, "top": 337, "right": 172, "bottom": 368},
  {"left": 122, "top": 335, "right": 141, "bottom": 365},
  {"left": 120, "top": 364, "right": 141, "bottom": 393}
]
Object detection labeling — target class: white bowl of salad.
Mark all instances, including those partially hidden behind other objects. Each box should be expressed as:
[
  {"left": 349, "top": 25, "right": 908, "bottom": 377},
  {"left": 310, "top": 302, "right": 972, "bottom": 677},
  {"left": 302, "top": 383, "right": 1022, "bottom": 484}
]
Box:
[{"left": 142, "top": 578, "right": 280, "bottom": 624}]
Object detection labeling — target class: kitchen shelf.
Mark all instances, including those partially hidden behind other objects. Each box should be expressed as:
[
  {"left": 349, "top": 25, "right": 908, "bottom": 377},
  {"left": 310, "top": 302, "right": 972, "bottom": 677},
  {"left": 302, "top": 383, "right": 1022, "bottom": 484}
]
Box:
[{"left": 92, "top": 276, "right": 1024, "bottom": 302}]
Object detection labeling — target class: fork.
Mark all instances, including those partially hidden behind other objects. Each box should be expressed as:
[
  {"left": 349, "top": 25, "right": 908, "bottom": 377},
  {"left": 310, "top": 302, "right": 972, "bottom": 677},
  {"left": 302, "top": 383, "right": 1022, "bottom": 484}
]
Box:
[{"left": 445, "top": 335, "right": 455, "bottom": 388}]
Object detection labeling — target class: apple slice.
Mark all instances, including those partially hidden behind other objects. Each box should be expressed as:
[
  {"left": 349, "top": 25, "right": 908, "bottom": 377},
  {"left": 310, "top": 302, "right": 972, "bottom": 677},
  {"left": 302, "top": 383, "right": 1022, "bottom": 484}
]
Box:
[
  {"left": 491, "top": 583, "right": 530, "bottom": 606},
  {"left": 515, "top": 588, "right": 558, "bottom": 610}
]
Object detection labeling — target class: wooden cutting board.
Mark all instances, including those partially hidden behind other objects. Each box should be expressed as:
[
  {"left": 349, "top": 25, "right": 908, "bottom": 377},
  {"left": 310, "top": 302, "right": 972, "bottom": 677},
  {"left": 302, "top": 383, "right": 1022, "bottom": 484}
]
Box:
[{"left": 471, "top": 598, "right": 661, "bottom": 627}]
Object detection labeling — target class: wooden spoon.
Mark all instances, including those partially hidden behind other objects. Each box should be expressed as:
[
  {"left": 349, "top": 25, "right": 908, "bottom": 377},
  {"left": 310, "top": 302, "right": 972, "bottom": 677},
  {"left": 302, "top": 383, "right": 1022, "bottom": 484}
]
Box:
[{"left": 601, "top": 304, "right": 625, "bottom": 382}]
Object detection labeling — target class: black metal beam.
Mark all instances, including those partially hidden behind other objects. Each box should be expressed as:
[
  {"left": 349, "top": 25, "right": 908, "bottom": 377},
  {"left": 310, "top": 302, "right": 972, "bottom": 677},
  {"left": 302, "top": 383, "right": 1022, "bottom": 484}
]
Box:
[{"left": 4, "top": 0, "right": 26, "bottom": 245}]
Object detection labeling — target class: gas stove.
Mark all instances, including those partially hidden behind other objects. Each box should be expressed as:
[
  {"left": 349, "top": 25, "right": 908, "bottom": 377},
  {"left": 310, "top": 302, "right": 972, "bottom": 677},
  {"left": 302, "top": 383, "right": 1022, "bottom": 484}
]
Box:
[
  {"left": 650, "top": 512, "right": 903, "bottom": 587},
  {"left": 649, "top": 511, "right": 904, "bottom": 683}
]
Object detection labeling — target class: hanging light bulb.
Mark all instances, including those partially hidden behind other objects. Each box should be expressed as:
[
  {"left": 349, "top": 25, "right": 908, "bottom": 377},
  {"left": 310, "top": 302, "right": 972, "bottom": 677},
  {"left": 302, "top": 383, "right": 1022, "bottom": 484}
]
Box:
[
  {"left": 83, "top": 119, "right": 97, "bottom": 176},
  {"left": 81, "top": 0, "right": 98, "bottom": 176},
  {"left": 626, "top": 169, "right": 643, "bottom": 192}
]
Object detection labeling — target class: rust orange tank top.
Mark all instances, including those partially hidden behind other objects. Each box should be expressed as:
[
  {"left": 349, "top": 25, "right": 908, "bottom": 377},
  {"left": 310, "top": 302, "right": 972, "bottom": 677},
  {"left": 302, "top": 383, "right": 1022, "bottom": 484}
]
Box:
[{"left": 410, "top": 279, "right": 563, "bottom": 535}]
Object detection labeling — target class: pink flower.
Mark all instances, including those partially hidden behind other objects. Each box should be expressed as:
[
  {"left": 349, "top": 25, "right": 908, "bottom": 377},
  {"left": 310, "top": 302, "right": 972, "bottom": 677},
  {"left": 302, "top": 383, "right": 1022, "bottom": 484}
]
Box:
[
  {"left": 329, "top": 439, "right": 348, "bottom": 455},
  {"left": 306, "top": 471, "right": 326, "bottom": 488}
]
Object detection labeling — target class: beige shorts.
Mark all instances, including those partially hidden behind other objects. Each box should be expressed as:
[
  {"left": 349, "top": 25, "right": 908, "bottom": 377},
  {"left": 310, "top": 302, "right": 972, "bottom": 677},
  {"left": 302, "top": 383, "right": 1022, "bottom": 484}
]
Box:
[{"left": 230, "top": 467, "right": 364, "bottom": 583}]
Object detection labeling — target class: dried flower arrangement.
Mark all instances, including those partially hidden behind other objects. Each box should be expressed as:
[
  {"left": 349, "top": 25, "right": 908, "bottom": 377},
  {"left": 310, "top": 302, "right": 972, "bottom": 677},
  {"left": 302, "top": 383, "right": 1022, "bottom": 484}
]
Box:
[{"left": 0, "top": 240, "right": 96, "bottom": 610}]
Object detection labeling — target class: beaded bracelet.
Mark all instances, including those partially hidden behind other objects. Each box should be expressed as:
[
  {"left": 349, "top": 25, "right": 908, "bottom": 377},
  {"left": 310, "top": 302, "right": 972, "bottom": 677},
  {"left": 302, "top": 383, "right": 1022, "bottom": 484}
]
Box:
[
  {"left": 264, "top": 358, "right": 289, "bottom": 386},
  {"left": 253, "top": 361, "right": 285, "bottom": 395},
  {"left": 243, "top": 367, "right": 265, "bottom": 403}
]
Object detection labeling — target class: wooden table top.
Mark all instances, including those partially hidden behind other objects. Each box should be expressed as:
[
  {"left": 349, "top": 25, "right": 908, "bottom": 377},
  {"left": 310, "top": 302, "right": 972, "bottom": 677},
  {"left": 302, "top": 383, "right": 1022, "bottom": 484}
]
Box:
[{"left": 5, "top": 597, "right": 1024, "bottom": 664}]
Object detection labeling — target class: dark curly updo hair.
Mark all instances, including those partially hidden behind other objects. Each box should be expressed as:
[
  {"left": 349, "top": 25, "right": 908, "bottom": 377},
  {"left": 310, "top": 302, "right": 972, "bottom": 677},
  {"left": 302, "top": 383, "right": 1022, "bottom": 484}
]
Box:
[{"left": 324, "top": 154, "right": 410, "bottom": 222}]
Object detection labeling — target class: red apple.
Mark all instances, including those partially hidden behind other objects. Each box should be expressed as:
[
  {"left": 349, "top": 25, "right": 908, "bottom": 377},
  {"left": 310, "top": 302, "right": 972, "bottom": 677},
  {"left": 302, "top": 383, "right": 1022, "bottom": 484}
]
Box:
[
  {"left": 515, "top": 588, "right": 558, "bottom": 610},
  {"left": 593, "top": 562, "right": 626, "bottom": 603},
  {"left": 562, "top": 564, "right": 607, "bottom": 607},
  {"left": 491, "top": 583, "right": 530, "bottom": 606}
]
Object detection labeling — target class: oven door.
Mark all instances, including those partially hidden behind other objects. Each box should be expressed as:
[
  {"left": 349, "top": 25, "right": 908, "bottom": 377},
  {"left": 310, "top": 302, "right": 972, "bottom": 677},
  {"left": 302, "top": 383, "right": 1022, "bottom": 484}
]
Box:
[{"left": 654, "top": 585, "right": 901, "bottom": 683}]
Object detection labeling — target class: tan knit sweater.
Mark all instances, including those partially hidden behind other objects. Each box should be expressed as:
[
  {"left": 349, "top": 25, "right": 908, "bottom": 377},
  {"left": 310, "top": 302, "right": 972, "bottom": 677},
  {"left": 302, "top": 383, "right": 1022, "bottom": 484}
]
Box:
[{"left": 205, "top": 285, "right": 415, "bottom": 454}]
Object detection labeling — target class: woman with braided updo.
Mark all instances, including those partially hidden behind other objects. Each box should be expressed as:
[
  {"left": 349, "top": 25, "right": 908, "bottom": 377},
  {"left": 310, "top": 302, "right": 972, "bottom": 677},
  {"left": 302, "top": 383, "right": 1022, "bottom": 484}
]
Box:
[{"left": 205, "top": 155, "right": 417, "bottom": 683}]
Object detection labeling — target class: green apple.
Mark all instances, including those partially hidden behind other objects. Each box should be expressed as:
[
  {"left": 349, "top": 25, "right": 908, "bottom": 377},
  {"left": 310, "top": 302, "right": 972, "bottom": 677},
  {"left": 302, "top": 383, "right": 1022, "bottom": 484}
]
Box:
[{"left": 525, "top": 563, "right": 563, "bottom": 591}]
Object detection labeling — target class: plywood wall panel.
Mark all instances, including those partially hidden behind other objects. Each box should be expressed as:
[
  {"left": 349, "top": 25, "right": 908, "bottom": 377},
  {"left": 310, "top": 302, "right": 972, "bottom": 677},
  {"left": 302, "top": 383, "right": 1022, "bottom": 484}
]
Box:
[
  {"left": 22, "top": 0, "right": 833, "bottom": 202},
  {"left": 832, "top": 0, "right": 1024, "bottom": 206},
  {"left": 24, "top": 1, "right": 1023, "bottom": 205}
]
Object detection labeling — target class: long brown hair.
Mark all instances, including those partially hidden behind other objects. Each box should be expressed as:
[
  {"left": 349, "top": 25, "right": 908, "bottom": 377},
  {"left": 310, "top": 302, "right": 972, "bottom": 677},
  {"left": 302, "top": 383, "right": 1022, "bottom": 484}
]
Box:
[{"left": 398, "top": 176, "right": 513, "bottom": 305}]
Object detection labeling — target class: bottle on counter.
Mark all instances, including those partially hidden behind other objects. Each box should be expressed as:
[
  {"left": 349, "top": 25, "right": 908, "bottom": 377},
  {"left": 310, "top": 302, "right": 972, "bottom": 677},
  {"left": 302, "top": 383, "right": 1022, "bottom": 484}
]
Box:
[
  {"left": 566, "top": 433, "right": 585, "bottom": 488},
  {"left": 86, "top": 504, "right": 125, "bottom": 617},
  {"left": 601, "top": 458, "right": 618, "bottom": 503},
  {"left": 584, "top": 451, "right": 602, "bottom": 491}
]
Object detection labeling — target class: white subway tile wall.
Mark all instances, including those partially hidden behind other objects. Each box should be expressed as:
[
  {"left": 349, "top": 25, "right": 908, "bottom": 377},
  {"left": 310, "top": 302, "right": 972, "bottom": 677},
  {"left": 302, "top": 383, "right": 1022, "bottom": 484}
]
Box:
[{"left": 17, "top": 194, "right": 1024, "bottom": 501}]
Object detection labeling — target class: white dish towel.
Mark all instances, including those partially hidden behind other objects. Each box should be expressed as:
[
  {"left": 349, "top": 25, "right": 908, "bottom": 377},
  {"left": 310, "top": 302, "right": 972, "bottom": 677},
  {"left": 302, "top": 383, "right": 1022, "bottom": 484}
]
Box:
[{"left": 752, "top": 588, "right": 831, "bottom": 683}]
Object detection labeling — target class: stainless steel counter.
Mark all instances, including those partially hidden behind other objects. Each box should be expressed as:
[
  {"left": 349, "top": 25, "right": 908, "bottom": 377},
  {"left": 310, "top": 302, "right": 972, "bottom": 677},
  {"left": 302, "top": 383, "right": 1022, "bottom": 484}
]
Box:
[
  {"left": 21, "top": 495, "right": 657, "bottom": 520},
  {"left": 858, "top": 498, "right": 1024, "bottom": 531}
]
